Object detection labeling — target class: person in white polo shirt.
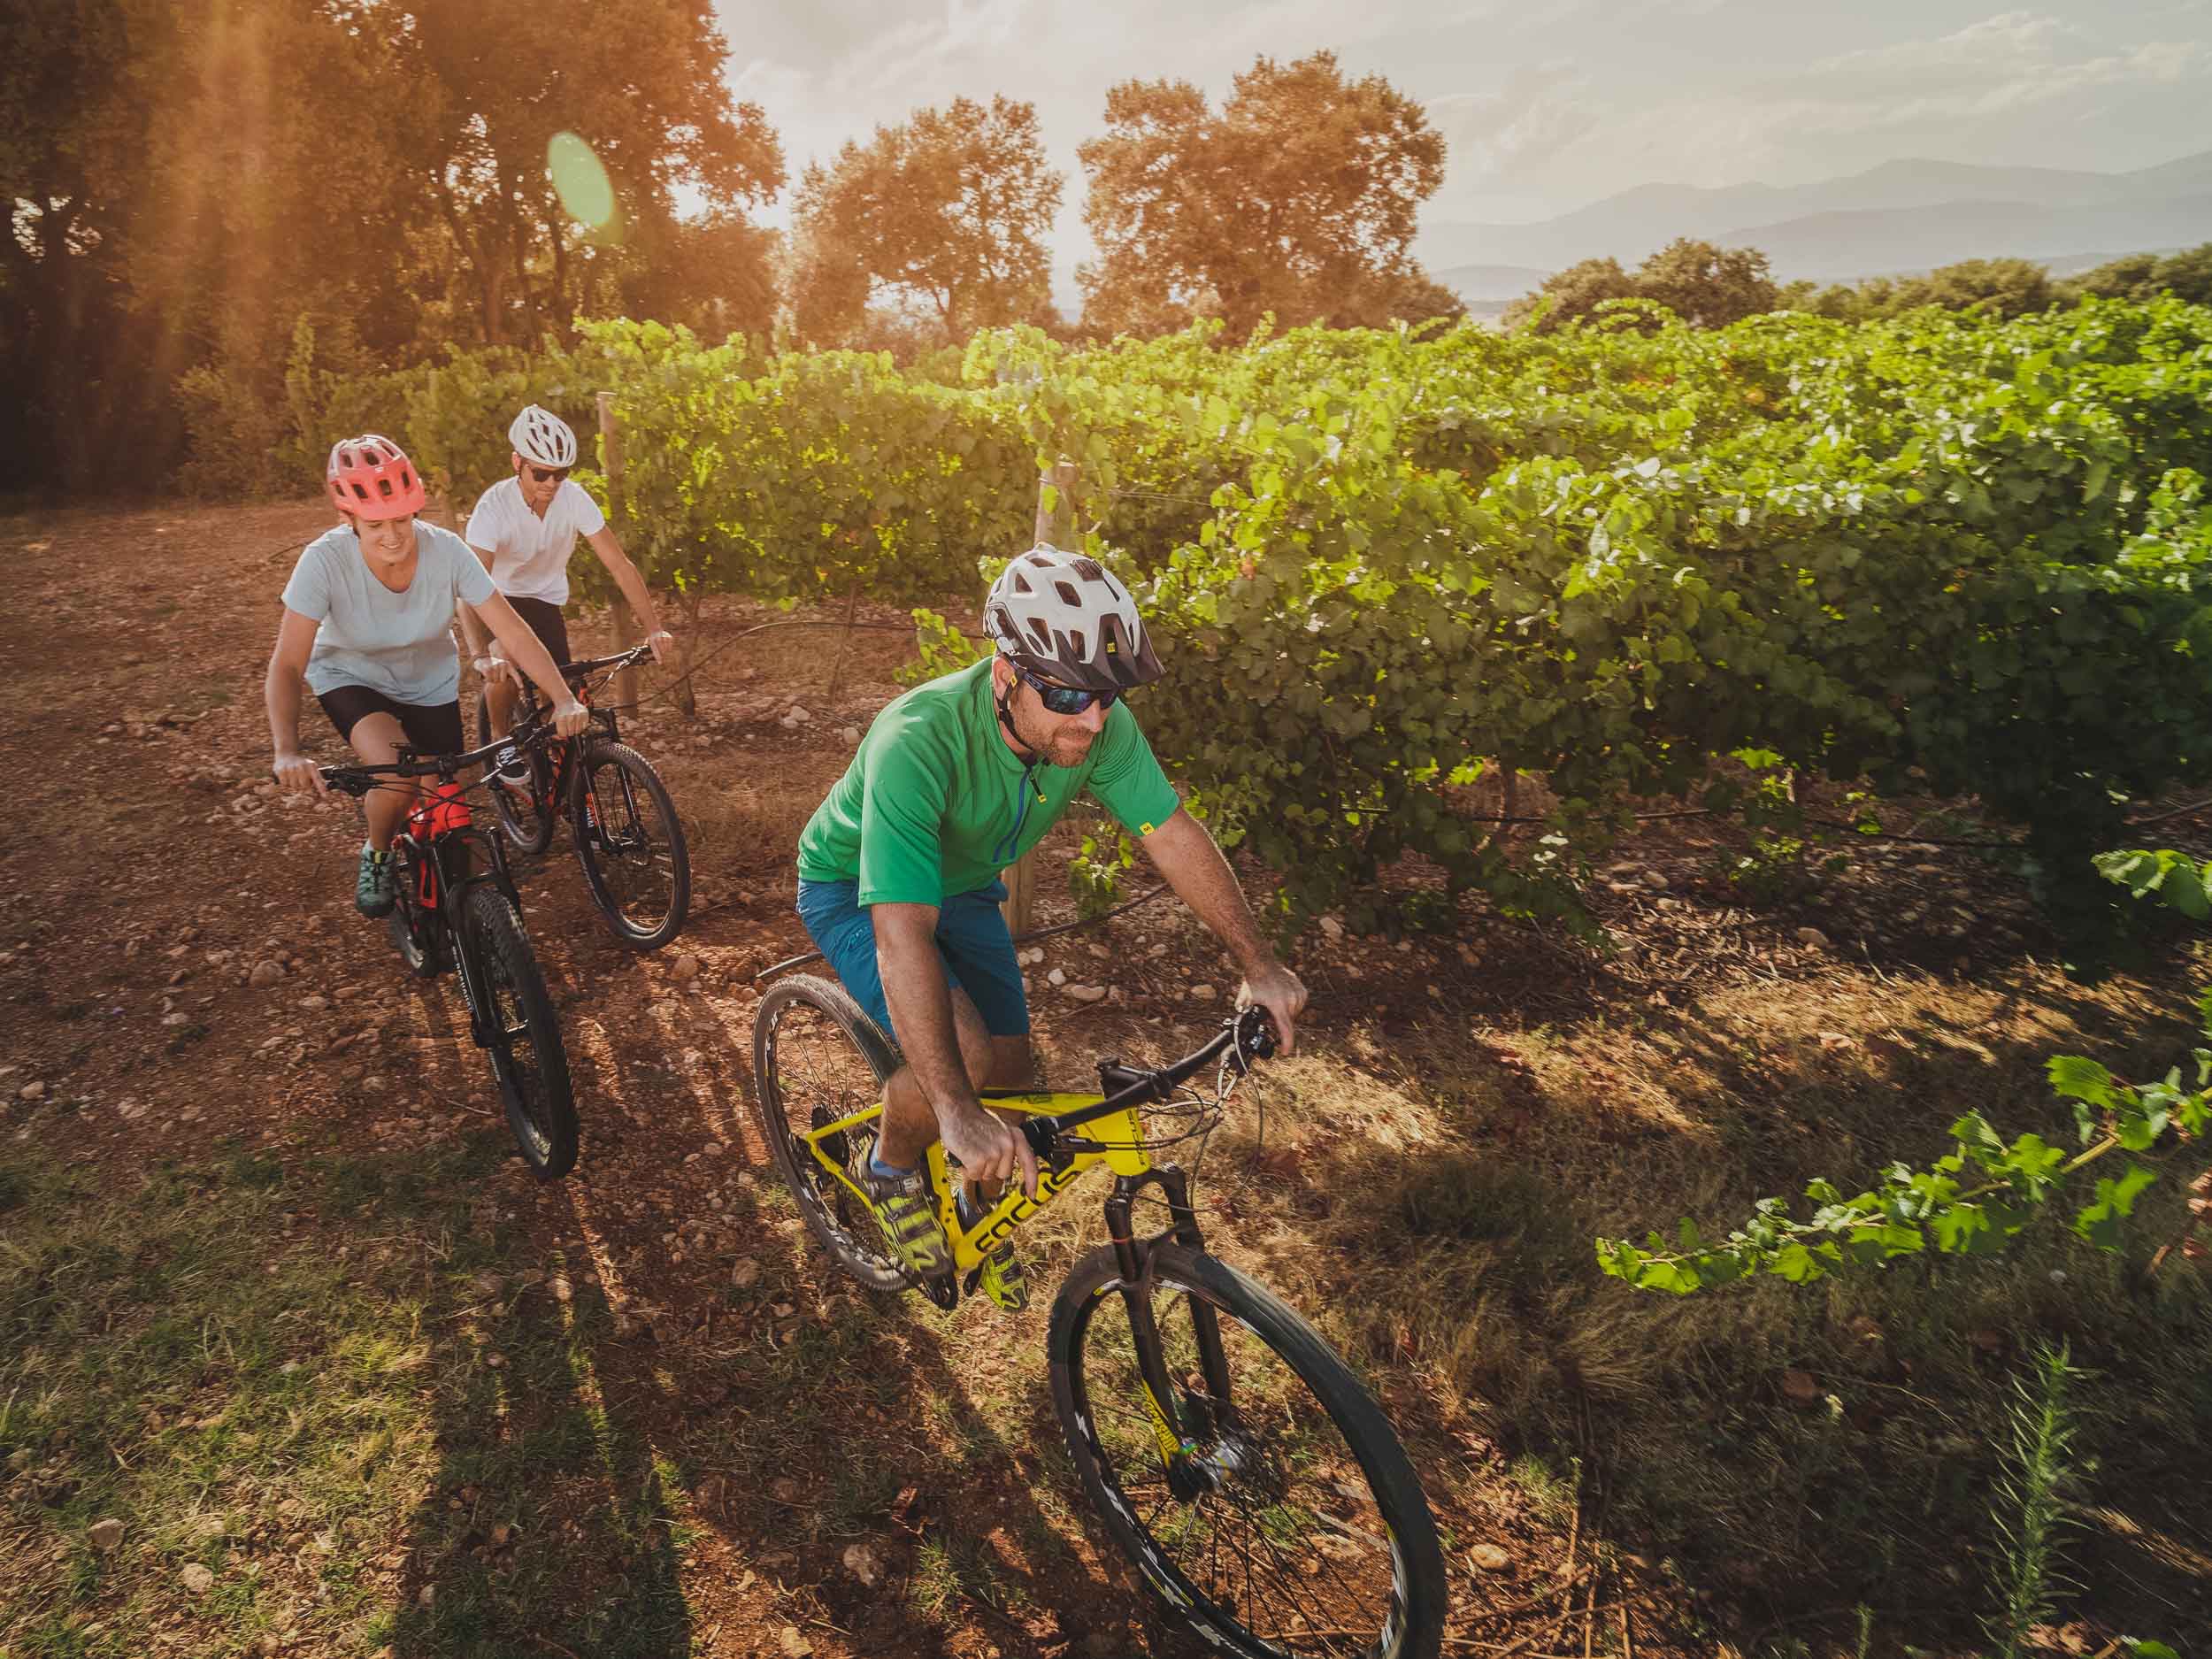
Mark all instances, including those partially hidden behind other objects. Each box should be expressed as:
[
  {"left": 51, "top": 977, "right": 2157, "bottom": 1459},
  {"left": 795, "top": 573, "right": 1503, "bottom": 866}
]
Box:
[{"left": 459, "top": 404, "right": 673, "bottom": 782}]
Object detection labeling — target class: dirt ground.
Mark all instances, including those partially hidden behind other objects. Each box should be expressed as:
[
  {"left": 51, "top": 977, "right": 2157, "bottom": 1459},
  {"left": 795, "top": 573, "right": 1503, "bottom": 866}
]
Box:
[{"left": 3, "top": 499, "right": 2207, "bottom": 1659}]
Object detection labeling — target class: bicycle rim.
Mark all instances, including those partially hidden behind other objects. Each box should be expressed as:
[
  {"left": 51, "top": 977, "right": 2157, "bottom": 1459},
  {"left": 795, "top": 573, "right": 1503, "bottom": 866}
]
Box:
[
  {"left": 1054, "top": 1246, "right": 1441, "bottom": 1659},
  {"left": 478, "top": 691, "right": 555, "bottom": 854},
  {"left": 465, "top": 887, "right": 578, "bottom": 1178},
  {"left": 573, "top": 742, "right": 689, "bottom": 949},
  {"left": 750, "top": 975, "right": 909, "bottom": 1291}
]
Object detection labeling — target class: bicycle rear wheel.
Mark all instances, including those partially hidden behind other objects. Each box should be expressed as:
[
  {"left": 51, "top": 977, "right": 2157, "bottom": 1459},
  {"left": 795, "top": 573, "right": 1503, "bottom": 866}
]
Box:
[
  {"left": 475, "top": 690, "right": 556, "bottom": 855},
  {"left": 461, "top": 885, "right": 578, "bottom": 1178},
  {"left": 572, "top": 741, "right": 690, "bottom": 950},
  {"left": 750, "top": 973, "right": 910, "bottom": 1292},
  {"left": 1048, "top": 1242, "right": 1446, "bottom": 1659}
]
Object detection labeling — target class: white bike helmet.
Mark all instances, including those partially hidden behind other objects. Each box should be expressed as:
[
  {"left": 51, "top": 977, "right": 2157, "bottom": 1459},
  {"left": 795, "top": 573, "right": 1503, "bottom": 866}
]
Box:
[
  {"left": 984, "top": 546, "right": 1162, "bottom": 692},
  {"left": 509, "top": 404, "right": 578, "bottom": 468}
]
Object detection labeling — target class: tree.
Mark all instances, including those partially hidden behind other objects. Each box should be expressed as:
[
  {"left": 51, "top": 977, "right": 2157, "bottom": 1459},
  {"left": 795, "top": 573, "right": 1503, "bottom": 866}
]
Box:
[
  {"left": 411, "top": 0, "right": 783, "bottom": 349},
  {"left": 1633, "top": 238, "right": 1778, "bottom": 327},
  {"left": 0, "top": 0, "right": 786, "bottom": 495},
  {"left": 2065, "top": 243, "right": 2212, "bottom": 307},
  {"left": 788, "top": 95, "right": 1062, "bottom": 348},
  {"left": 1078, "top": 51, "right": 1451, "bottom": 337},
  {"left": 1887, "top": 257, "right": 2051, "bottom": 318},
  {"left": 1505, "top": 240, "right": 1773, "bottom": 333},
  {"left": 1503, "top": 257, "right": 1638, "bottom": 331}
]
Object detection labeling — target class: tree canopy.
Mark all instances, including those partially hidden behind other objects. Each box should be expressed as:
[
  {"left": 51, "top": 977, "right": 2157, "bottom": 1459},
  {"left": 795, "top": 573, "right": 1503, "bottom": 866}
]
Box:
[
  {"left": 1078, "top": 51, "right": 1459, "bottom": 338},
  {"left": 789, "top": 95, "right": 1062, "bottom": 349},
  {"left": 1506, "top": 240, "right": 1777, "bottom": 333},
  {"left": 0, "top": 0, "right": 783, "bottom": 495}
]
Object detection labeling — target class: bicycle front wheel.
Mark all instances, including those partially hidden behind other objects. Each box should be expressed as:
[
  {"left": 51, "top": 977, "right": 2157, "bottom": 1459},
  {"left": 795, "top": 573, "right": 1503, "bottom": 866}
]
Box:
[
  {"left": 750, "top": 973, "right": 910, "bottom": 1292},
  {"left": 1048, "top": 1242, "right": 1446, "bottom": 1659},
  {"left": 475, "top": 690, "right": 556, "bottom": 855},
  {"left": 461, "top": 885, "right": 578, "bottom": 1179},
  {"left": 572, "top": 741, "right": 690, "bottom": 950}
]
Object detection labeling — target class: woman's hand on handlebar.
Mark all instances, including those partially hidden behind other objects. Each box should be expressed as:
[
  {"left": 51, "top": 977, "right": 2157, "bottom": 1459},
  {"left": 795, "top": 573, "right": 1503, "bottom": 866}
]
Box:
[
  {"left": 272, "top": 751, "right": 327, "bottom": 799},
  {"left": 645, "top": 628, "right": 674, "bottom": 664},
  {"left": 550, "top": 698, "right": 590, "bottom": 739},
  {"left": 473, "top": 652, "right": 515, "bottom": 687}
]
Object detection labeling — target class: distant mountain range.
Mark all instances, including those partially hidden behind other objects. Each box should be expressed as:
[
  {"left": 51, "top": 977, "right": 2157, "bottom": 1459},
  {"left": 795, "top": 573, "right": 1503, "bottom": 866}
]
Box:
[{"left": 1419, "top": 148, "right": 2212, "bottom": 298}]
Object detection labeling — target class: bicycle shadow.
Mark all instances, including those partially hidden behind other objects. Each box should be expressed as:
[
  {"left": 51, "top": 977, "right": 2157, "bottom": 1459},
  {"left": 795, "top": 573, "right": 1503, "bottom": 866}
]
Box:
[
  {"left": 364, "top": 972, "right": 697, "bottom": 1658},
  {"left": 557, "top": 977, "right": 1209, "bottom": 1658}
]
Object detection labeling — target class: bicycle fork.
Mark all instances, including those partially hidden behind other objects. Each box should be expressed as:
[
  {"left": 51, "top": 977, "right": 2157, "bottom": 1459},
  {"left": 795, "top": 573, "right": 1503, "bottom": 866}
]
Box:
[{"left": 1104, "top": 1168, "right": 1239, "bottom": 1491}]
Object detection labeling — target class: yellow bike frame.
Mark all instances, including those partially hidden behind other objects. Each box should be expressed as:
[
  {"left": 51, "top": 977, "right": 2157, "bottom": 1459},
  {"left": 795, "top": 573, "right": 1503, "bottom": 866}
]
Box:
[{"left": 798, "top": 1089, "right": 1151, "bottom": 1275}]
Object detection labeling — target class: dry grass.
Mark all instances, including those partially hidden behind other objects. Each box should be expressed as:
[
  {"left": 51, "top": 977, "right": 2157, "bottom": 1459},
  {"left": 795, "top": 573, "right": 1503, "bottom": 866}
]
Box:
[{"left": 1127, "top": 954, "right": 2212, "bottom": 1647}]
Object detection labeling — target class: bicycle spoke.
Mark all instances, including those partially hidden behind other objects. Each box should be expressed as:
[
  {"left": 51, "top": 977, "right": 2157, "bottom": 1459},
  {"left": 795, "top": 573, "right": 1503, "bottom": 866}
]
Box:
[
  {"left": 1218, "top": 1481, "right": 1369, "bottom": 1651},
  {"left": 1072, "top": 1272, "right": 1410, "bottom": 1659}
]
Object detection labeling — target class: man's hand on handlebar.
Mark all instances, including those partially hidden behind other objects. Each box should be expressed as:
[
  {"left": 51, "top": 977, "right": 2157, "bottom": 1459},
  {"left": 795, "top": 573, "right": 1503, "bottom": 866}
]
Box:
[
  {"left": 473, "top": 652, "right": 516, "bottom": 687},
  {"left": 1237, "top": 960, "right": 1307, "bottom": 1056},
  {"left": 550, "top": 698, "right": 590, "bottom": 738},
  {"left": 645, "top": 629, "right": 674, "bottom": 664}
]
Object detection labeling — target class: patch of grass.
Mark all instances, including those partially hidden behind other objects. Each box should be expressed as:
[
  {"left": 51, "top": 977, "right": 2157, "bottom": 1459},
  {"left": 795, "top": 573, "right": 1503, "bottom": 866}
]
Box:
[
  {"left": 908, "top": 1538, "right": 960, "bottom": 1618},
  {"left": 0, "top": 1145, "right": 712, "bottom": 1656}
]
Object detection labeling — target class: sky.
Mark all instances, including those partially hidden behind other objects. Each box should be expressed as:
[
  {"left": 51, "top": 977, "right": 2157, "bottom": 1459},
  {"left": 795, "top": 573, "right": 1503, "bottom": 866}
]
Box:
[{"left": 710, "top": 0, "right": 2212, "bottom": 295}]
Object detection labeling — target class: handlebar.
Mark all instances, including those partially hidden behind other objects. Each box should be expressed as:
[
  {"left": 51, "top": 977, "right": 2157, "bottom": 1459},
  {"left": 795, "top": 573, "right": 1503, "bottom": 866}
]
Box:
[
  {"left": 557, "top": 642, "right": 655, "bottom": 682},
  {"left": 1017, "top": 1005, "right": 1276, "bottom": 1158},
  {"left": 318, "top": 733, "right": 512, "bottom": 797}
]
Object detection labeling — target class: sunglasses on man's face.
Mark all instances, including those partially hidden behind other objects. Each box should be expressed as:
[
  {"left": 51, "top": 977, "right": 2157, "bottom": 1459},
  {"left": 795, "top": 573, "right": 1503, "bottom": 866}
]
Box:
[
  {"left": 1013, "top": 660, "right": 1120, "bottom": 716},
  {"left": 527, "top": 465, "right": 572, "bottom": 484}
]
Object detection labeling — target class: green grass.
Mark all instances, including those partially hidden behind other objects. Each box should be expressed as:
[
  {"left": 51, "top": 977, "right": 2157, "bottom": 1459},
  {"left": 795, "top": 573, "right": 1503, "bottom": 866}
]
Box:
[{"left": 0, "top": 1143, "right": 695, "bottom": 1658}]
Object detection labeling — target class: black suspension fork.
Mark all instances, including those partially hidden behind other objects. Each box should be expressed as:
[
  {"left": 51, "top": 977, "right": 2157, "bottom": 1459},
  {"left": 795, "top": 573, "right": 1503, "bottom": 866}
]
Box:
[{"left": 1105, "top": 1166, "right": 1237, "bottom": 1456}]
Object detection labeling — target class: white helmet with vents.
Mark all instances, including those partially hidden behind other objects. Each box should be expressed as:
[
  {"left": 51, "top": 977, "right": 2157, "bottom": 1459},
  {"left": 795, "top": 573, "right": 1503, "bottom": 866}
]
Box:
[
  {"left": 508, "top": 404, "right": 578, "bottom": 468},
  {"left": 984, "top": 545, "right": 1162, "bottom": 693}
]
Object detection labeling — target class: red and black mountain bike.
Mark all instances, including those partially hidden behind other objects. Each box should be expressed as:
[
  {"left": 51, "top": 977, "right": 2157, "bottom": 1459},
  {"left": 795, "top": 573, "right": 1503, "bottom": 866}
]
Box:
[
  {"left": 322, "top": 744, "right": 580, "bottom": 1179},
  {"left": 474, "top": 642, "right": 690, "bottom": 952}
]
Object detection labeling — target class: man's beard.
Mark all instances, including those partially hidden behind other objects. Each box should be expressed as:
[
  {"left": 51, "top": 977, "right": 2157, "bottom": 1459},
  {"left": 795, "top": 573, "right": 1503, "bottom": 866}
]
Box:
[{"left": 1015, "top": 703, "right": 1096, "bottom": 767}]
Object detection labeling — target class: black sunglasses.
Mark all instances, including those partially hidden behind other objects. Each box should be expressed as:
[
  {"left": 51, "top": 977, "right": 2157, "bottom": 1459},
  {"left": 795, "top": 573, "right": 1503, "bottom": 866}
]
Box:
[
  {"left": 1011, "top": 659, "right": 1120, "bottom": 716},
  {"left": 527, "top": 464, "right": 572, "bottom": 483}
]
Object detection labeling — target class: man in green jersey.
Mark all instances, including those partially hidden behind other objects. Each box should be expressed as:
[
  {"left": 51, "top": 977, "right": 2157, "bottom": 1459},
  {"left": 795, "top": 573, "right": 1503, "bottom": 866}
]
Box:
[{"left": 794, "top": 547, "right": 1308, "bottom": 1307}]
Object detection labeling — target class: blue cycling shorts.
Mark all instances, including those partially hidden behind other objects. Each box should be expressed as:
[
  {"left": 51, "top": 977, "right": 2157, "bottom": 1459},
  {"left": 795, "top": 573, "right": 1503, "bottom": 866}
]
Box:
[{"left": 794, "top": 878, "right": 1030, "bottom": 1041}]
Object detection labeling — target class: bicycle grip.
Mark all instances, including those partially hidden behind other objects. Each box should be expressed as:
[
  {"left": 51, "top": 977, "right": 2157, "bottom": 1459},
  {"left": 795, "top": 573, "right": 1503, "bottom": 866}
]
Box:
[{"left": 1020, "top": 1115, "right": 1061, "bottom": 1159}]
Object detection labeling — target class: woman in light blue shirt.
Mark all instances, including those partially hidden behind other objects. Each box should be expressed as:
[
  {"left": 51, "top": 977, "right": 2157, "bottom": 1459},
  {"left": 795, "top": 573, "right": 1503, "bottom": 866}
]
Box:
[{"left": 265, "top": 434, "right": 589, "bottom": 918}]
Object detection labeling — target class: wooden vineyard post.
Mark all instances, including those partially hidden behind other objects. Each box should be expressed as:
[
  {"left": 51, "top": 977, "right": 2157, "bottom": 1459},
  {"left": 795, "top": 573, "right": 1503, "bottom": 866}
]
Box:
[
  {"left": 596, "top": 391, "right": 643, "bottom": 712},
  {"left": 1002, "top": 458, "right": 1081, "bottom": 940}
]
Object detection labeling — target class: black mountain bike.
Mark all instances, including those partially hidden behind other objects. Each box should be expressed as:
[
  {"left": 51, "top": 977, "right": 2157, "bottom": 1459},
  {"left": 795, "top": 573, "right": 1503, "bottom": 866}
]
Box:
[
  {"left": 474, "top": 642, "right": 689, "bottom": 951},
  {"left": 322, "top": 744, "right": 579, "bottom": 1179}
]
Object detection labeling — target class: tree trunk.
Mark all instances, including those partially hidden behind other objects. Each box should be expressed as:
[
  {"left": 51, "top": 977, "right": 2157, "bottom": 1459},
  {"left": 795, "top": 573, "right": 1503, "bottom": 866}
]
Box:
[
  {"left": 507, "top": 166, "right": 535, "bottom": 346},
  {"left": 548, "top": 204, "right": 568, "bottom": 330}
]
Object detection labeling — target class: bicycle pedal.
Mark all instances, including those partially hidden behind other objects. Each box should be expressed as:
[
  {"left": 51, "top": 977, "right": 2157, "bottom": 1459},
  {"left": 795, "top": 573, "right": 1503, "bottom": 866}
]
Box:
[
  {"left": 924, "top": 1272, "right": 959, "bottom": 1312},
  {"left": 961, "top": 1265, "right": 984, "bottom": 1297}
]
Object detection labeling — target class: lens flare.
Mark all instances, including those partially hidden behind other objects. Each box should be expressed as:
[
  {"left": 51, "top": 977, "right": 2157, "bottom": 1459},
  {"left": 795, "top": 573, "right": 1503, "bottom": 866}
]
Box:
[{"left": 548, "top": 131, "right": 616, "bottom": 230}]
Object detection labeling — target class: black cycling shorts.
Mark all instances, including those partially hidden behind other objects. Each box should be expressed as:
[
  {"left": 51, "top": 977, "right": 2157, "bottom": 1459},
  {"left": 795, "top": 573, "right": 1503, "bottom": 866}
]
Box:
[
  {"left": 506, "top": 595, "right": 571, "bottom": 671},
  {"left": 317, "top": 685, "right": 466, "bottom": 756}
]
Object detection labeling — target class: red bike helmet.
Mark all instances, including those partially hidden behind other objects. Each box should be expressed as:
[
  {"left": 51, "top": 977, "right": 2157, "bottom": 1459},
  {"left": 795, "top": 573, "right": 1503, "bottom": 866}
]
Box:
[{"left": 326, "top": 434, "right": 426, "bottom": 520}]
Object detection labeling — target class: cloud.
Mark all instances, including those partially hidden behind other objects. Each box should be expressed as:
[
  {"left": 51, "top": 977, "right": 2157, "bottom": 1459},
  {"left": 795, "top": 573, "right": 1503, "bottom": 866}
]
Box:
[
  {"left": 1425, "top": 65, "right": 1589, "bottom": 187},
  {"left": 1778, "top": 11, "right": 2210, "bottom": 125}
]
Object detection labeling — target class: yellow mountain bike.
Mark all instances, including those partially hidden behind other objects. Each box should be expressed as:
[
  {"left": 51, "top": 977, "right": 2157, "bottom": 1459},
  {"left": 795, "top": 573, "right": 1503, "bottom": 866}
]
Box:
[{"left": 750, "top": 978, "right": 1447, "bottom": 1659}]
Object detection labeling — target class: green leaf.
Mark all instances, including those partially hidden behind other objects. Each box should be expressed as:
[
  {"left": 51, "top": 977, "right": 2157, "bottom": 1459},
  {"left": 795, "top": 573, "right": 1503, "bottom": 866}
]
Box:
[
  {"left": 2073, "top": 1163, "right": 2157, "bottom": 1248},
  {"left": 2047, "top": 1056, "right": 2116, "bottom": 1110}
]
